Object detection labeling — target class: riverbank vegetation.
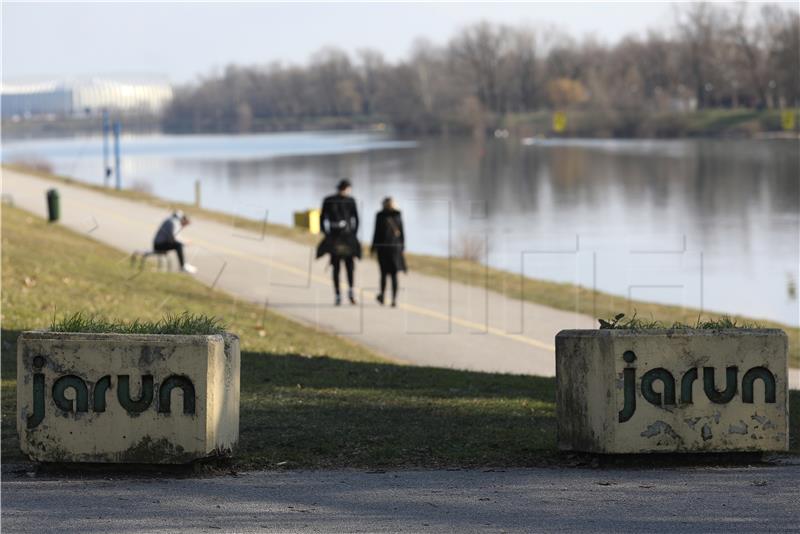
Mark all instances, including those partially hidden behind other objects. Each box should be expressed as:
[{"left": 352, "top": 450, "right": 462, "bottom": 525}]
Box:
[{"left": 162, "top": 3, "right": 799, "bottom": 138}]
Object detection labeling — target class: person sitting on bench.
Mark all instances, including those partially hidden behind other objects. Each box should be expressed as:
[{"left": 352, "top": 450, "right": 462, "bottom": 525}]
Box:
[{"left": 154, "top": 210, "right": 197, "bottom": 274}]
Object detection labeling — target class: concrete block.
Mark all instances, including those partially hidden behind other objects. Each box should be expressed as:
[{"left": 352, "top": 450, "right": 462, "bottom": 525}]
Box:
[
  {"left": 17, "top": 331, "right": 240, "bottom": 463},
  {"left": 556, "top": 329, "right": 788, "bottom": 453}
]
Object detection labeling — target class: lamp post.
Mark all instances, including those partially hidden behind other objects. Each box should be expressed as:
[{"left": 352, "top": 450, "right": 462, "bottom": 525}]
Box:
[
  {"left": 113, "top": 120, "right": 121, "bottom": 190},
  {"left": 102, "top": 110, "right": 110, "bottom": 187}
]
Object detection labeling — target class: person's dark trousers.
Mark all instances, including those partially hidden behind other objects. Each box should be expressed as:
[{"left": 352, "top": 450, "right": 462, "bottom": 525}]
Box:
[
  {"left": 380, "top": 268, "right": 398, "bottom": 302},
  {"left": 153, "top": 241, "right": 185, "bottom": 268},
  {"left": 331, "top": 254, "right": 355, "bottom": 295}
]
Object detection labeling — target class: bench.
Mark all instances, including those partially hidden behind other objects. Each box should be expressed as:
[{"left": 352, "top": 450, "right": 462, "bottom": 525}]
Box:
[{"left": 130, "top": 249, "right": 174, "bottom": 272}]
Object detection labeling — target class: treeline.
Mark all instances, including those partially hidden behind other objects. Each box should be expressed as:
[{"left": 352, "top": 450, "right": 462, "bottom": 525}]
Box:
[{"left": 163, "top": 3, "right": 799, "bottom": 136}]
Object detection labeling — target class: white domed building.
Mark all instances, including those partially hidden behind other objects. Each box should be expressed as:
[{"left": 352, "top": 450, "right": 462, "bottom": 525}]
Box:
[{"left": 1, "top": 77, "right": 173, "bottom": 119}]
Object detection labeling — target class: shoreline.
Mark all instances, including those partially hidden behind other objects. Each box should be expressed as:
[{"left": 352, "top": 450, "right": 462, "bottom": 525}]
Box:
[{"left": 3, "top": 108, "right": 798, "bottom": 141}]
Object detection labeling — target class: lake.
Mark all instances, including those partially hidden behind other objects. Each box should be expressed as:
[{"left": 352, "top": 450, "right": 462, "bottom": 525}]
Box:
[{"left": 2, "top": 131, "right": 798, "bottom": 326}]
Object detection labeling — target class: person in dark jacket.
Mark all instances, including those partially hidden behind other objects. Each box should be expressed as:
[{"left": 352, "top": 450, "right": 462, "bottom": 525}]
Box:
[
  {"left": 153, "top": 210, "right": 197, "bottom": 273},
  {"left": 317, "top": 179, "right": 361, "bottom": 305},
  {"left": 371, "top": 197, "right": 406, "bottom": 307}
]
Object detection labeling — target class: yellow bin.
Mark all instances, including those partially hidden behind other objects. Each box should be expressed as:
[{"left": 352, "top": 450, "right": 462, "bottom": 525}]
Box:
[{"left": 293, "top": 209, "right": 321, "bottom": 234}]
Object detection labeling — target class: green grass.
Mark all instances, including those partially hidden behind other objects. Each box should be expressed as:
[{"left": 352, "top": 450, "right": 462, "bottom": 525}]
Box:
[
  {"left": 1, "top": 204, "right": 557, "bottom": 468},
  {"left": 501, "top": 108, "right": 798, "bottom": 138},
  {"left": 5, "top": 162, "right": 799, "bottom": 368},
  {"left": 683, "top": 109, "right": 762, "bottom": 135},
  {"left": 50, "top": 311, "right": 227, "bottom": 335},
  {"left": 597, "top": 312, "right": 763, "bottom": 330}
]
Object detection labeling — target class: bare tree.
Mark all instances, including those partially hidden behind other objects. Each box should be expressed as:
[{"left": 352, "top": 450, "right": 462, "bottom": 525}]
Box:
[
  {"left": 505, "top": 27, "right": 541, "bottom": 111},
  {"left": 730, "top": 4, "right": 769, "bottom": 108},
  {"left": 674, "top": 3, "right": 728, "bottom": 108},
  {"left": 309, "top": 47, "right": 356, "bottom": 116},
  {"left": 355, "top": 49, "right": 386, "bottom": 115},
  {"left": 449, "top": 22, "right": 511, "bottom": 113},
  {"left": 761, "top": 5, "right": 800, "bottom": 108}
]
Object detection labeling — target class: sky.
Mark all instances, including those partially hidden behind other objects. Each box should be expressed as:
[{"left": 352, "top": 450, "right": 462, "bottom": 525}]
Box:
[{"left": 0, "top": 2, "right": 790, "bottom": 84}]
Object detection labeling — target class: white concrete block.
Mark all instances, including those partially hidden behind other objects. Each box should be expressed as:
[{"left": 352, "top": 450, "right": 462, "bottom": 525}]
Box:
[
  {"left": 17, "top": 331, "right": 240, "bottom": 463},
  {"left": 556, "top": 329, "right": 788, "bottom": 453}
]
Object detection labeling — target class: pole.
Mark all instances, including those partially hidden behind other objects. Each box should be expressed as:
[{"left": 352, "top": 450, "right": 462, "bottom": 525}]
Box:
[
  {"left": 194, "top": 180, "right": 201, "bottom": 208},
  {"left": 113, "top": 120, "right": 121, "bottom": 190},
  {"left": 102, "top": 110, "right": 110, "bottom": 186}
]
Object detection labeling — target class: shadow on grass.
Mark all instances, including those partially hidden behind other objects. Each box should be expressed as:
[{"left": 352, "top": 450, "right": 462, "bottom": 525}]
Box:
[
  {"left": 240, "top": 350, "right": 556, "bottom": 400},
  {"left": 238, "top": 362, "right": 557, "bottom": 468},
  {"left": 225, "top": 350, "right": 557, "bottom": 468}
]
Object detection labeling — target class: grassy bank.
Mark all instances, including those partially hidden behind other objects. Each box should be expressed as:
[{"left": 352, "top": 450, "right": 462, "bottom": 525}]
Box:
[
  {"left": 502, "top": 108, "right": 799, "bottom": 139},
  {"left": 4, "top": 108, "right": 796, "bottom": 141},
  {"left": 5, "top": 162, "right": 798, "bottom": 368},
  {"left": 1, "top": 204, "right": 558, "bottom": 468}
]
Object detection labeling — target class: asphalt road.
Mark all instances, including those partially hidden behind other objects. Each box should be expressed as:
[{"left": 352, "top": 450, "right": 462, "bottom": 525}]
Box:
[{"left": 3, "top": 464, "right": 799, "bottom": 533}]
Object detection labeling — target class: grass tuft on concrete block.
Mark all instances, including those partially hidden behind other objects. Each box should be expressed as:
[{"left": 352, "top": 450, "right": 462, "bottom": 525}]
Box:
[
  {"left": 51, "top": 311, "right": 226, "bottom": 335},
  {"left": 598, "top": 312, "right": 763, "bottom": 331}
]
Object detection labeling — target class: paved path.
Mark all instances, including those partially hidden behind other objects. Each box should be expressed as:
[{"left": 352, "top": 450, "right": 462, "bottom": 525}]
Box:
[
  {"left": 3, "top": 168, "right": 798, "bottom": 388},
  {"left": 3, "top": 464, "right": 799, "bottom": 532},
  {"left": 2, "top": 168, "right": 592, "bottom": 375}
]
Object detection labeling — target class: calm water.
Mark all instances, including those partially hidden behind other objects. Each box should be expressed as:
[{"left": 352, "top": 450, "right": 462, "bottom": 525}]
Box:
[{"left": 3, "top": 132, "right": 798, "bottom": 326}]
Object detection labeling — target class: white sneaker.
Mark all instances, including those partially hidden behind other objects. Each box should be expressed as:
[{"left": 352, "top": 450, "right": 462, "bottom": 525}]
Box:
[{"left": 181, "top": 263, "right": 198, "bottom": 274}]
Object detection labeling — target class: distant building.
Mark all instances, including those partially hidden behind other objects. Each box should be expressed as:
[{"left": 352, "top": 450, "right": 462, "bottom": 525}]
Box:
[{"left": 1, "top": 78, "right": 173, "bottom": 119}]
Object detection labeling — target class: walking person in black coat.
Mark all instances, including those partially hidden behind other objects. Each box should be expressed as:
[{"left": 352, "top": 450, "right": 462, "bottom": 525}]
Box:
[
  {"left": 317, "top": 179, "right": 361, "bottom": 305},
  {"left": 371, "top": 197, "right": 406, "bottom": 307}
]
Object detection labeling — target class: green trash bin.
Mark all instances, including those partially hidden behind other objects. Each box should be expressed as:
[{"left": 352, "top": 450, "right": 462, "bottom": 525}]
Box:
[{"left": 46, "top": 189, "right": 60, "bottom": 222}]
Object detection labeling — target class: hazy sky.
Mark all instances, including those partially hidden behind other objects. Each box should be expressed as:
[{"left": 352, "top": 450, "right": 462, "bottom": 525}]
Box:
[{"left": 0, "top": 2, "right": 786, "bottom": 84}]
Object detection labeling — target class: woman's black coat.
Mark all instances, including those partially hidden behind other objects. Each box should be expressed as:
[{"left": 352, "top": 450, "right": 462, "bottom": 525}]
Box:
[{"left": 370, "top": 209, "right": 406, "bottom": 273}]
